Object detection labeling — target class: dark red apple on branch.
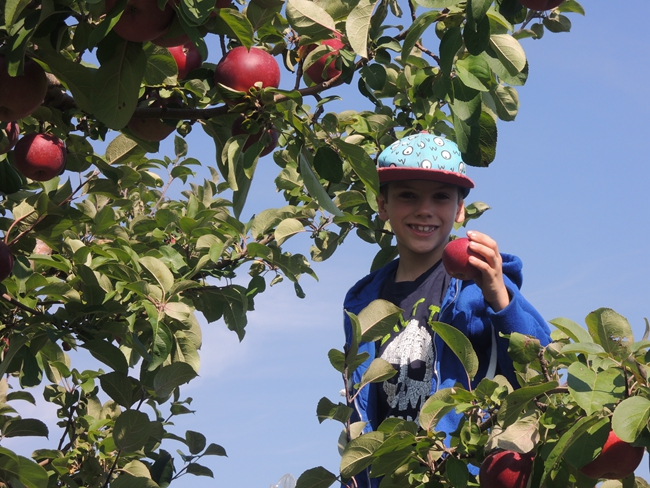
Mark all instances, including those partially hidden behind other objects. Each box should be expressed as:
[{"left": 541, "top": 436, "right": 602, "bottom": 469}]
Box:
[
  {"left": 13, "top": 133, "right": 67, "bottom": 181},
  {"left": 479, "top": 450, "right": 534, "bottom": 488},
  {"left": 517, "top": 0, "right": 564, "bottom": 10},
  {"left": 0, "top": 122, "right": 19, "bottom": 155},
  {"left": 0, "top": 242, "right": 14, "bottom": 283},
  {"left": 168, "top": 42, "right": 202, "bottom": 80},
  {"left": 106, "top": 0, "right": 175, "bottom": 42},
  {"left": 0, "top": 56, "right": 48, "bottom": 121},
  {"left": 300, "top": 33, "right": 345, "bottom": 85},
  {"left": 214, "top": 46, "right": 281, "bottom": 103},
  {"left": 232, "top": 116, "right": 279, "bottom": 157},
  {"left": 442, "top": 237, "right": 481, "bottom": 281},
  {"left": 127, "top": 95, "right": 179, "bottom": 142},
  {"left": 579, "top": 429, "right": 645, "bottom": 480}
]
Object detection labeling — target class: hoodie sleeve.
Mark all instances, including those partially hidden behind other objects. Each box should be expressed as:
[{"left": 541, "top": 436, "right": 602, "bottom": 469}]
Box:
[{"left": 446, "top": 253, "right": 551, "bottom": 388}]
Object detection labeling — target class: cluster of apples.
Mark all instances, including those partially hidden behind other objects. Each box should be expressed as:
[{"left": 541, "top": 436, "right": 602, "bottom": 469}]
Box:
[
  {"left": 478, "top": 426, "right": 644, "bottom": 487},
  {"left": 0, "top": 56, "right": 67, "bottom": 183}
]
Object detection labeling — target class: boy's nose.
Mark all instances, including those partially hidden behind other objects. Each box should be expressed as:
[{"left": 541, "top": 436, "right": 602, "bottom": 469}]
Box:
[{"left": 414, "top": 199, "right": 434, "bottom": 217}]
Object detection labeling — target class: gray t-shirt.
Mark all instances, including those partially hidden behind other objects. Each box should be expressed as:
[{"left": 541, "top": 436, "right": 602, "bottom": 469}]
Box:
[{"left": 376, "top": 260, "right": 450, "bottom": 423}]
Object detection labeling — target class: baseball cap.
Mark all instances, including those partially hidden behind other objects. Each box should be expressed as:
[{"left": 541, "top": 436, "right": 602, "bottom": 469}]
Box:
[{"left": 377, "top": 132, "right": 474, "bottom": 197}]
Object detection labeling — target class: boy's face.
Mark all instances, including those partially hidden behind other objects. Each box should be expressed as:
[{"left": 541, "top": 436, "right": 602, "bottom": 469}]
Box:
[{"left": 377, "top": 180, "right": 465, "bottom": 263}]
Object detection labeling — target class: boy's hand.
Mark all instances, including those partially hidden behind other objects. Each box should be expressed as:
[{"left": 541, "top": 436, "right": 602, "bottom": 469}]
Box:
[{"left": 466, "top": 231, "right": 510, "bottom": 312}]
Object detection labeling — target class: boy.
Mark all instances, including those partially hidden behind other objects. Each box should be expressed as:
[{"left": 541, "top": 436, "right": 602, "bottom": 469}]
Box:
[{"left": 342, "top": 132, "right": 551, "bottom": 487}]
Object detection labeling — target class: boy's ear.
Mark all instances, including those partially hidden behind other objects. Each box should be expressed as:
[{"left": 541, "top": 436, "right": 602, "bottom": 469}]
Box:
[
  {"left": 377, "top": 193, "right": 389, "bottom": 221},
  {"left": 455, "top": 200, "right": 465, "bottom": 223}
]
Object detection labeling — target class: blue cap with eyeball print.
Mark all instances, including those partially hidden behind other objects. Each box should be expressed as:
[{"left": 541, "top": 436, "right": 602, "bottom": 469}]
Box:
[{"left": 377, "top": 132, "right": 474, "bottom": 197}]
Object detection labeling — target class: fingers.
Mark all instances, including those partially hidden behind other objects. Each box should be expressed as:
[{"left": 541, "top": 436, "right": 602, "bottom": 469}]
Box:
[{"left": 465, "top": 230, "right": 502, "bottom": 271}]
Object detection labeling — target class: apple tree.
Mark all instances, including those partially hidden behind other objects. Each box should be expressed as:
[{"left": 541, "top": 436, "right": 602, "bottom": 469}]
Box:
[{"left": 0, "top": 0, "right": 628, "bottom": 487}]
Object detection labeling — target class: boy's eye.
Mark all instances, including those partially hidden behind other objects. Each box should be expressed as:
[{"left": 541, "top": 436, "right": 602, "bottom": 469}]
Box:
[{"left": 397, "top": 191, "right": 416, "bottom": 199}]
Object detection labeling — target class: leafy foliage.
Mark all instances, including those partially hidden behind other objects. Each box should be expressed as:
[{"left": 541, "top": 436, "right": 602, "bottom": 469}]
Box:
[
  {"left": 308, "top": 303, "right": 650, "bottom": 488},
  {"left": 0, "top": 0, "right": 589, "bottom": 486}
]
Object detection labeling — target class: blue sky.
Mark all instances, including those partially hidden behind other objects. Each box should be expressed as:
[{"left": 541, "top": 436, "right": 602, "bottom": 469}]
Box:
[{"left": 6, "top": 1, "right": 650, "bottom": 486}]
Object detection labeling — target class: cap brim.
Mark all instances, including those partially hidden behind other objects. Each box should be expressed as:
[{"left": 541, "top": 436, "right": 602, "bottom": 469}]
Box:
[{"left": 378, "top": 167, "right": 475, "bottom": 189}]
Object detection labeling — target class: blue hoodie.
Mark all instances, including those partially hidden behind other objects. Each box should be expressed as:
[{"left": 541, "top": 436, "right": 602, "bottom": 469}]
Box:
[{"left": 342, "top": 254, "right": 551, "bottom": 488}]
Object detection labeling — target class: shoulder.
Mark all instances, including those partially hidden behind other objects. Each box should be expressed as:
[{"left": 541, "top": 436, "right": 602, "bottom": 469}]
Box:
[{"left": 344, "top": 259, "right": 399, "bottom": 314}]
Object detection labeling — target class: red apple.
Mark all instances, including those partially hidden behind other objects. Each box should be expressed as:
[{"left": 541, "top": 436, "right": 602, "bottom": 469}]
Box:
[
  {"left": 214, "top": 46, "right": 280, "bottom": 102},
  {"left": 215, "top": 0, "right": 231, "bottom": 6},
  {"left": 479, "top": 450, "right": 534, "bottom": 488},
  {"left": 0, "top": 122, "right": 19, "bottom": 155},
  {"left": 232, "top": 116, "right": 278, "bottom": 157},
  {"left": 442, "top": 237, "right": 481, "bottom": 281},
  {"left": 13, "top": 133, "right": 67, "bottom": 181},
  {"left": 302, "top": 34, "right": 345, "bottom": 85},
  {"left": 168, "top": 42, "right": 202, "bottom": 79},
  {"left": 0, "top": 56, "right": 48, "bottom": 121},
  {"left": 106, "top": 0, "right": 175, "bottom": 42},
  {"left": 127, "top": 97, "right": 178, "bottom": 142},
  {"left": 517, "top": 0, "right": 564, "bottom": 10},
  {"left": 0, "top": 242, "right": 14, "bottom": 283},
  {"left": 580, "top": 429, "right": 645, "bottom": 480}
]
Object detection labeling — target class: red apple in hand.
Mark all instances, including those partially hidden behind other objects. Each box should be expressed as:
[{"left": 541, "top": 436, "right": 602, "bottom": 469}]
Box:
[
  {"left": 0, "top": 122, "right": 19, "bottom": 155},
  {"left": 301, "top": 34, "right": 345, "bottom": 85},
  {"left": 517, "top": 0, "right": 564, "bottom": 10},
  {"left": 169, "top": 42, "right": 202, "bottom": 80},
  {"left": 442, "top": 237, "right": 481, "bottom": 281},
  {"left": 0, "top": 242, "right": 14, "bottom": 283},
  {"left": 0, "top": 56, "right": 48, "bottom": 121},
  {"left": 214, "top": 46, "right": 280, "bottom": 103},
  {"left": 580, "top": 429, "right": 645, "bottom": 480},
  {"left": 13, "top": 133, "right": 67, "bottom": 181},
  {"left": 479, "top": 450, "right": 534, "bottom": 488},
  {"left": 106, "top": 0, "right": 175, "bottom": 42},
  {"left": 232, "top": 116, "right": 279, "bottom": 157}
]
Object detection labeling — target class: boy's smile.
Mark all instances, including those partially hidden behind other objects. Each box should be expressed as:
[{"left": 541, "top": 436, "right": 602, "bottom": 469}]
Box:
[{"left": 377, "top": 180, "right": 465, "bottom": 279}]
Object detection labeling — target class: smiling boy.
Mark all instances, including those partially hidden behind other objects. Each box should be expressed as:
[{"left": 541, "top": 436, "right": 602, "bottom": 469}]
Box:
[{"left": 342, "top": 132, "right": 551, "bottom": 487}]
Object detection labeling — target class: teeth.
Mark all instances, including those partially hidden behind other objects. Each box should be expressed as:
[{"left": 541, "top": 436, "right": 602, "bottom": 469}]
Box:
[{"left": 414, "top": 225, "right": 434, "bottom": 232}]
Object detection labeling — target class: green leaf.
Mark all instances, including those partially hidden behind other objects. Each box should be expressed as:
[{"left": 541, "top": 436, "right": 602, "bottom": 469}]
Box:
[
  {"left": 489, "top": 34, "right": 526, "bottom": 74},
  {"left": 185, "top": 430, "right": 206, "bottom": 455},
  {"left": 92, "top": 39, "right": 147, "bottom": 129},
  {"left": 540, "top": 415, "right": 603, "bottom": 487},
  {"left": 274, "top": 218, "right": 305, "bottom": 245},
  {"left": 110, "top": 474, "right": 160, "bottom": 488},
  {"left": 328, "top": 348, "right": 346, "bottom": 373},
  {"left": 507, "top": 332, "right": 541, "bottom": 364},
  {"left": 345, "top": 0, "right": 380, "bottom": 59},
  {"left": 203, "top": 443, "right": 227, "bottom": 456},
  {"left": 5, "top": 391, "right": 36, "bottom": 404},
  {"left": 82, "top": 339, "right": 128, "bottom": 374},
  {"left": 612, "top": 396, "right": 650, "bottom": 443},
  {"left": 331, "top": 138, "right": 379, "bottom": 197},
  {"left": 490, "top": 84, "right": 519, "bottom": 121},
  {"left": 585, "top": 308, "right": 634, "bottom": 359},
  {"left": 429, "top": 321, "right": 479, "bottom": 380},
  {"left": 185, "top": 463, "right": 214, "bottom": 477},
  {"left": 3, "top": 418, "right": 49, "bottom": 438},
  {"left": 153, "top": 362, "right": 197, "bottom": 400},
  {"left": 316, "top": 397, "right": 353, "bottom": 424},
  {"left": 549, "top": 316, "right": 592, "bottom": 344},
  {"left": 296, "top": 466, "right": 337, "bottom": 488},
  {"left": 299, "top": 151, "right": 344, "bottom": 217},
  {"left": 37, "top": 46, "right": 95, "bottom": 114},
  {"left": 113, "top": 410, "right": 151, "bottom": 452},
  {"left": 498, "top": 381, "right": 559, "bottom": 429},
  {"left": 340, "top": 431, "right": 384, "bottom": 478},
  {"left": 358, "top": 299, "right": 402, "bottom": 343},
  {"left": 401, "top": 11, "right": 442, "bottom": 61},
  {"left": 286, "top": 0, "right": 336, "bottom": 36},
  {"left": 356, "top": 358, "right": 396, "bottom": 391},
  {"left": 419, "top": 388, "right": 456, "bottom": 432},
  {"left": 139, "top": 256, "right": 175, "bottom": 295},
  {"left": 0, "top": 451, "right": 49, "bottom": 488},
  {"left": 217, "top": 9, "right": 255, "bottom": 49},
  {"left": 99, "top": 372, "right": 137, "bottom": 408}
]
